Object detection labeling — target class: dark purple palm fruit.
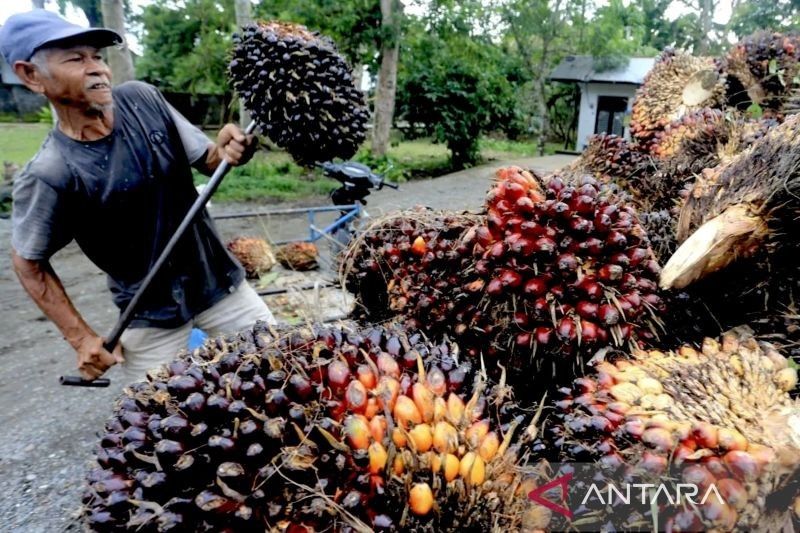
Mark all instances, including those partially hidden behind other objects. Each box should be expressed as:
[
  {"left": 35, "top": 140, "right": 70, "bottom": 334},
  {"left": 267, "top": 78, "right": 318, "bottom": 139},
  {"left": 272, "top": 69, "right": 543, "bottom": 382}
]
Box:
[{"left": 229, "top": 21, "right": 368, "bottom": 166}]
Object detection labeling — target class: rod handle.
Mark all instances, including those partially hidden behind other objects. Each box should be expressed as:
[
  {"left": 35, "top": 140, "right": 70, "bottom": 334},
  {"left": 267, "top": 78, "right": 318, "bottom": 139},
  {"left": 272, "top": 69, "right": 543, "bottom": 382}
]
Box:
[{"left": 59, "top": 375, "right": 111, "bottom": 387}]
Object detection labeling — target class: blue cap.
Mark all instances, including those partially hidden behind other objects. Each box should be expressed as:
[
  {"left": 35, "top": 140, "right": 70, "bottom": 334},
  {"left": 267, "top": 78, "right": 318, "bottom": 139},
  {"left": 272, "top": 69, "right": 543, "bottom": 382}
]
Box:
[{"left": 0, "top": 9, "right": 122, "bottom": 65}]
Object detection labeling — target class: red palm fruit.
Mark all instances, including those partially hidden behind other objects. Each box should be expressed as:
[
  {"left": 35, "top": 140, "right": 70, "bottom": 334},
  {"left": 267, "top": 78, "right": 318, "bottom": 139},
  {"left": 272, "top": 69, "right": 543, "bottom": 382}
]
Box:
[
  {"left": 598, "top": 264, "right": 623, "bottom": 282},
  {"left": 597, "top": 304, "right": 620, "bottom": 326},
  {"left": 524, "top": 276, "right": 550, "bottom": 297},
  {"left": 556, "top": 253, "right": 579, "bottom": 271},
  {"left": 475, "top": 226, "right": 494, "bottom": 247},
  {"left": 515, "top": 196, "right": 535, "bottom": 214},
  {"left": 535, "top": 327, "right": 553, "bottom": 345},
  {"left": 513, "top": 311, "right": 529, "bottom": 328},
  {"left": 557, "top": 318, "right": 577, "bottom": 340},
  {"left": 516, "top": 332, "right": 532, "bottom": 347},
  {"left": 534, "top": 237, "right": 557, "bottom": 254},
  {"left": 498, "top": 269, "right": 523, "bottom": 289},
  {"left": 486, "top": 278, "right": 504, "bottom": 296},
  {"left": 579, "top": 320, "right": 599, "bottom": 343},
  {"left": 576, "top": 301, "right": 599, "bottom": 320}
]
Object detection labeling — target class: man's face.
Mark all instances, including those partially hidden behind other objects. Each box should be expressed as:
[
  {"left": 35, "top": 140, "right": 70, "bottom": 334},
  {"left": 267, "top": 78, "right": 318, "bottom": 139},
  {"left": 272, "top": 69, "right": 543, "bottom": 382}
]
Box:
[{"left": 36, "top": 45, "right": 113, "bottom": 112}]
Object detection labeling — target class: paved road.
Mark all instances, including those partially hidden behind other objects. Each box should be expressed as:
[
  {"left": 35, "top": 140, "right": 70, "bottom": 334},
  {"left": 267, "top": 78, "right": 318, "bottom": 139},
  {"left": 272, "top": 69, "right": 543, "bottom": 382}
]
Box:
[{"left": 0, "top": 154, "right": 574, "bottom": 531}]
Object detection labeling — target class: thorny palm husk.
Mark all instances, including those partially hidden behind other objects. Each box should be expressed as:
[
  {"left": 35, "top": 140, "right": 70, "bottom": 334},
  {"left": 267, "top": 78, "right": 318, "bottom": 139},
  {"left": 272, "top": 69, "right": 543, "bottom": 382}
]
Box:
[{"left": 534, "top": 328, "right": 800, "bottom": 532}]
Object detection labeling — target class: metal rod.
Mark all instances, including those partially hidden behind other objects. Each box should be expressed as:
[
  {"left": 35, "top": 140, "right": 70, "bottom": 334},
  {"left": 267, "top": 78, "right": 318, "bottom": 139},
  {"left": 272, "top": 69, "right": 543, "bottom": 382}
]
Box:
[
  {"left": 211, "top": 204, "right": 360, "bottom": 220},
  {"left": 256, "top": 280, "right": 339, "bottom": 296},
  {"left": 62, "top": 121, "right": 257, "bottom": 387}
]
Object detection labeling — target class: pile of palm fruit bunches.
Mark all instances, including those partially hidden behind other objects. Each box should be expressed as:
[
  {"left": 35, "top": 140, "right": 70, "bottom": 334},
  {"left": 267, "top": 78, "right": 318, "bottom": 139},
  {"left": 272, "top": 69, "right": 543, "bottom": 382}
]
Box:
[{"left": 80, "top": 25, "right": 800, "bottom": 532}]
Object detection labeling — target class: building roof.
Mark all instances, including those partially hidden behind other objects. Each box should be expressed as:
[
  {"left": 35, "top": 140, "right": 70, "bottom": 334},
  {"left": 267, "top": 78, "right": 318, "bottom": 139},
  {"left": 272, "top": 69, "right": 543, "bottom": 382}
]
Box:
[{"left": 549, "top": 56, "right": 656, "bottom": 85}]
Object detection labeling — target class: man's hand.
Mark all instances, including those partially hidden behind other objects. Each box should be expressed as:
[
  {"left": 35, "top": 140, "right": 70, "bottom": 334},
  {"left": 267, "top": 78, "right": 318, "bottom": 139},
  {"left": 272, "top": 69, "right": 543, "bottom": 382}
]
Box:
[
  {"left": 74, "top": 335, "right": 124, "bottom": 380},
  {"left": 215, "top": 123, "right": 258, "bottom": 166}
]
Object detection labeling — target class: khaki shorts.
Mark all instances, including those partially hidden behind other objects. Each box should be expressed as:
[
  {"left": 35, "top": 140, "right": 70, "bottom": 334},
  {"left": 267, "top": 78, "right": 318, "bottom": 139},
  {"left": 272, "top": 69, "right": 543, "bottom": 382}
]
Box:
[{"left": 120, "top": 281, "right": 276, "bottom": 383}]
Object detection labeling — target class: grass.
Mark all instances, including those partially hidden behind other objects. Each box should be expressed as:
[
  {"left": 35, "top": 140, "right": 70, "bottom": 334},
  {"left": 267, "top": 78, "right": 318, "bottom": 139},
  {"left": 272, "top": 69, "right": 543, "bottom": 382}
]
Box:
[
  {"left": 0, "top": 123, "right": 52, "bottom": 166},
  {"left": 0, "top": 122, "right": 564, "bottom": 202}
]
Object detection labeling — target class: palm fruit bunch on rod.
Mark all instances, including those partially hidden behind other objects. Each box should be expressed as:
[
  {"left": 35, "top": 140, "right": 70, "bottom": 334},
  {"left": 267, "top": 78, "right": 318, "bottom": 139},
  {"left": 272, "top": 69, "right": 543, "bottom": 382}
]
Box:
[
  {"left": 229, "top": 21, "right": 368, "bottom": 166},
  {"left": 630, "top": 49, "right": 726, "bottom": 145},
  {"left": 724, "top": 32, "right": 800, "bottom": 114},
  {"left": 457, "top": 167, "right": 665, "bottom": 378},
  {"left": 226, "top": 237, "right": 276, "bottom": 279},
  {"left": 341, "top": 208, "right": 483, "bottom": 328},
  {"left": 660, "top": 114, "right": 800, "bottom": 352},
  {"left": 82, "top": 321, "right": 552, "bottom": 531},
  {"left": 545, "top": 328, "right": 800, "bottom": 531}
]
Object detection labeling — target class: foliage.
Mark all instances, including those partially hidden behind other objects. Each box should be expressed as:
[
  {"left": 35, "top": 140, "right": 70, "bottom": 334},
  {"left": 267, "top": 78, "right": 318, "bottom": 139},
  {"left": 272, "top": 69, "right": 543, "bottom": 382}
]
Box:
[
  {"left": 135, "top": 0, "right": 234, "bottom": 95},
  {"left": 396, "top": 10, "right": 518, "bottom": 169},
  {"left": 254, "top": 0, "right": 383, "bottom": 72},
  {"left": 727, "top": 0, "right": 800, "bottom": 38},
  {"left": 56, "top": 0, "right": 132, "bottom": 27}
]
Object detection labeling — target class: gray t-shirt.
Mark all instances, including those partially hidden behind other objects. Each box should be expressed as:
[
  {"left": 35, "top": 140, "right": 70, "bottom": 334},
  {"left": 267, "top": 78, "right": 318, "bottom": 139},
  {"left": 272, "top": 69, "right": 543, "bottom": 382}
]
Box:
[{"left": 11, "top": 81, "right": 244, "bottom": 328}]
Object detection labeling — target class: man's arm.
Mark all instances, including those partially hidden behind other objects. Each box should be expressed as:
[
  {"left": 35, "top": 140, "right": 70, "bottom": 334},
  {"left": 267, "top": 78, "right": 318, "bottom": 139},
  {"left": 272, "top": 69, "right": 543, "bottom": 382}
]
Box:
[
  {"left": 11, "top": 249, "right": 122, "bottom": 379},
  {"left": 193, "top": 124, "right": 258, "bottom": 176}
]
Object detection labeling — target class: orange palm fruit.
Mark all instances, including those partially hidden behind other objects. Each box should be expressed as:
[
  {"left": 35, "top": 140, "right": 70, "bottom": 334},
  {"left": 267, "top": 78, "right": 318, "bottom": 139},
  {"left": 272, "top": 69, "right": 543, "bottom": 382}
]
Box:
[{"left": 409, "top": 483, "right": 434, "bottom": 516}]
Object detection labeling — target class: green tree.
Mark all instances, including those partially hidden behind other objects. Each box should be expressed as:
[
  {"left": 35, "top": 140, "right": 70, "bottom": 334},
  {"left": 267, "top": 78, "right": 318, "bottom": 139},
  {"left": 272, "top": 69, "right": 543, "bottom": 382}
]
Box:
[
  {"left": 136, "top": 0, "right": 233, "bottom": 94},
  {"left": 57, "top": 0, "right": 131, "bottom": 27},
  {"left": 396, "top": 16, "right": 517, "bottom": 168},
  {"left": 728, "top": 0, "right": 800, "bottom": 38}
]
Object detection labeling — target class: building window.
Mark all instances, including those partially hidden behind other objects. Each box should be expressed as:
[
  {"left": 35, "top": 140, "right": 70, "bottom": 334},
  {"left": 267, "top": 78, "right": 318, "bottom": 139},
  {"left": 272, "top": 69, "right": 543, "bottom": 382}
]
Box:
[{"left": 594, "top": 96, "right": 628, "bottom": 136}]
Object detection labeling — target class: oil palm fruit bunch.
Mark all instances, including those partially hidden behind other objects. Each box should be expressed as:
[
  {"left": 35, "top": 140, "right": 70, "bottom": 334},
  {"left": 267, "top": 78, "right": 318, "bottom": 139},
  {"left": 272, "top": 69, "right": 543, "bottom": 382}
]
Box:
[
  {"left": 229, "top": 21, "right": 368, "bottom": 166},
  {"left": 651, "top": 108, "right": 728, "bottom": 160},
  {"left": 276, "top": 241, "right": 319, "bottom": 271},
  {"left": 341, "top": 209, "right": 482, "bottom": 328},
  {"left": 725, "top": 32, "right": 800, "bottom": 113},
  {"left": 227, "top": 237, "right": 276, "bottom": 279},
  {"left": 571, "top": 134, "right": 649, "bottom": 186},
  {"left": 660, "top": 115, "right": 800, "bottom": 349},
  {"left": 82, "top": 321, "right": 548, "bottom": 532},
  {"left": 630, "top": 49, "right": 726, "bottom": 144},
  {"left": 456, "top": 167, "right": 665, "bottom": 381},
  {"left": 546, "top": 328, "right": 800, "bottom": 531}
]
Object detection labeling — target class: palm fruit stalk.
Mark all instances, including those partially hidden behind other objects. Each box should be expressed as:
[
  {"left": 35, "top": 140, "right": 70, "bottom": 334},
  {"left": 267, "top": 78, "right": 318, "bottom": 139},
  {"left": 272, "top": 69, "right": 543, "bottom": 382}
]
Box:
[
  {"left": 725, "top": 31, "right": 800, "bottom": 114},
  {"left": 341, "top": 208, "right": 483, "bottom": 328},
  {"left": 82, "top": 321, "right": 549, "bottom": 532},
  {"left": 541, "top": 328, "right": 800, "bottom": 531},
  {"left": 630, "top": 49, "right": 725, "bottom": 145},
  {"left": 227, "top": 237, "right": 276, "bottom": 279},
  {"left": 229, "top": 21, "right": 368, "bottom": 166},
  {"left": 660, "top": 114, "right": 800, "bottom": 355},
  {"left": 457, "top": 167, "right": 665, "bottom": 377}
]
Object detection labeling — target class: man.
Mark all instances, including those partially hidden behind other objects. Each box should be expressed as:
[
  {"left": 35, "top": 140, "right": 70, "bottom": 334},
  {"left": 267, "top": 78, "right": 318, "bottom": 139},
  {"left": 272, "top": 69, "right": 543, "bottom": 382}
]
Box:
[{"left": 1, "top": 10, "right": 276, "bottom": 383}]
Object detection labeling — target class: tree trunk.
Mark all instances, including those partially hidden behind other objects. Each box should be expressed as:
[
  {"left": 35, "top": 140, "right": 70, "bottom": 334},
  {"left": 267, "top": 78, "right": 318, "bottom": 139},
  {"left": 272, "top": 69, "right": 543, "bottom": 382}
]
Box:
[
  {"left": 371, "top": 0, "right": 401, "bottom": 157},
  {"left": 352, "top": 63, "right": 364, "bottom": 93},
  {"left": 234, "top": 0, "right": 253, "bottom": 128},
  {"left": 697, "top": 0, "right": 713, "bottom": 54},
  {"left": 32, "top": 0, "right": 45, "bottom": 8},
  {"left": 101, "top": 0, "right": 135, "bottom": 84}
]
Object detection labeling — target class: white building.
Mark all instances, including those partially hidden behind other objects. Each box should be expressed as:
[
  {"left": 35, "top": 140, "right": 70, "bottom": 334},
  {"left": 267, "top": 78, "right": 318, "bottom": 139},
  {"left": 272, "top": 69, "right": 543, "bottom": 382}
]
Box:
[{"left": 549, "top": 56, "right": 656, "bottom": 151}]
